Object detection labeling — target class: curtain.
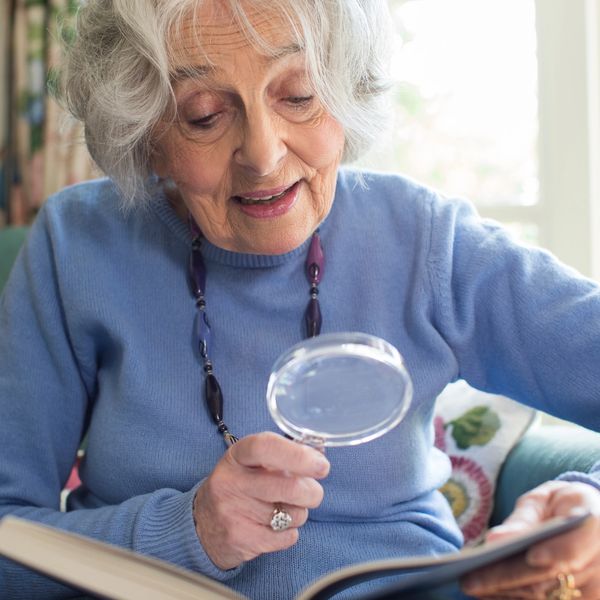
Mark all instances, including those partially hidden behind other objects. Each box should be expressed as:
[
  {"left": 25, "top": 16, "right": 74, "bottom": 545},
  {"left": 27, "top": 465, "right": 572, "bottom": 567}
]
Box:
[{"left": 1, "top": 0, "right": 96, "bottom": 227}]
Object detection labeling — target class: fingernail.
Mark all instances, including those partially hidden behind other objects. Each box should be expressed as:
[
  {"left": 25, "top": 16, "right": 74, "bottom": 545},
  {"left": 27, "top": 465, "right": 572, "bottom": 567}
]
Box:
[
  {"left": 527, "top": 547, "right": 551, "bottom": 566},
  {"left": 315, "top": 455, "right": 330, "bottom": 476}
]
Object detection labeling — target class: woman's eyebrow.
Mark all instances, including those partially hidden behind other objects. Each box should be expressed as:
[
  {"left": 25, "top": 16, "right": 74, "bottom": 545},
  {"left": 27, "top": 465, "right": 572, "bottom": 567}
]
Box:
[
  {"left": 171, "top": 43, "right": 303, "bottom": 84},
  {"left": 269, "top": 43, "right": 303, "bottom": 60},
  {"left": 171, "top": 64, "right": 214, "bottom": 83}
]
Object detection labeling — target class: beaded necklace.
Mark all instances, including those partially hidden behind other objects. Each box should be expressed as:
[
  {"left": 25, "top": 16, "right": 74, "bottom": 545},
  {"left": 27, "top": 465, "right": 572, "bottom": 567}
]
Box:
[{"left": 188, "top": 217, "right": 325, "bottom": 447}]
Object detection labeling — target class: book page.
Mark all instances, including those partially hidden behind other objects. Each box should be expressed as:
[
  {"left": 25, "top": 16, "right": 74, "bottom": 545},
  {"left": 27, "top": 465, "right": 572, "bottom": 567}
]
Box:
[{"left": 0, "top": 517, "right": 244, "bottom": 600}]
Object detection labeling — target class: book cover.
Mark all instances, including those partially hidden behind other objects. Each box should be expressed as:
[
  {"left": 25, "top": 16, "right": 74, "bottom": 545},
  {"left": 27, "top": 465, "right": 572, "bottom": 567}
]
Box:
[{"left": 0, "top": 513, "right": 588, "bottom": 600}]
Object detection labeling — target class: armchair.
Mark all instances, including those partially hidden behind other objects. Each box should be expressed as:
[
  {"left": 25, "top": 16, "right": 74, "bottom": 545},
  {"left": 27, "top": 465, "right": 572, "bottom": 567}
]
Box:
[
  {"left": 492, "top": 423, "right": 600, "bottom": 525},
  {"left": 0, "top": 226, "right": 28, "bottom": 294}
]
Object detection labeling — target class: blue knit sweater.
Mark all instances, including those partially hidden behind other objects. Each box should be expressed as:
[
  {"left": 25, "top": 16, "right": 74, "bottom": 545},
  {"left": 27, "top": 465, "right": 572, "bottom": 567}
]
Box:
[{"left": 1, "top": 169, "right": 599, "bottom": 599}]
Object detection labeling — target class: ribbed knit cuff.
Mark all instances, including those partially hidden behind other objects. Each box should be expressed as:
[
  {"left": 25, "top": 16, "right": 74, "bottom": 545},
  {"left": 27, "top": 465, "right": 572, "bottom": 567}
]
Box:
[
  {"left": 555, "top": 459, "right": 600, "bottom": 493},
  {"left": 556, "top": 473, "right": 600, "bottom": 492},
  {"left": 132, "top": 482, "right": 243, "bottom": 581}
]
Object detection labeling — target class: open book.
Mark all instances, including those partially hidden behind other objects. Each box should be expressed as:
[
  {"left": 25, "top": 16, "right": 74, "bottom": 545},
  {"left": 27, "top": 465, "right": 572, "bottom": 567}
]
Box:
[{"left": 0, "top": 513, "right": 588, "bottom": 600}]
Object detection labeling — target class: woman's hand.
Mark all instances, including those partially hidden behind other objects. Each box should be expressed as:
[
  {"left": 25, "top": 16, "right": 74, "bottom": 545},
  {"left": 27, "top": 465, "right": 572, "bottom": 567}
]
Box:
[
  {"left": 193, "top": 432, "right": 330, "bottom": 570},
  {"left": 461, "top": 480, "right": 600, "bottom": 599}
]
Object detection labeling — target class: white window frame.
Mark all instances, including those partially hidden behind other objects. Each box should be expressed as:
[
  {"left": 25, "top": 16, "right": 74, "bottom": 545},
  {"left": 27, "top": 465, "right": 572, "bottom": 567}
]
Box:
[{"left": 479, "top": 0, "right": 600, "bottom": 280}]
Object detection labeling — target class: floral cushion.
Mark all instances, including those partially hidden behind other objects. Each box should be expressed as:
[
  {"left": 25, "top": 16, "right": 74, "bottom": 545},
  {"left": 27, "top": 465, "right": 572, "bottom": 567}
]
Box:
[{"left": 434, "top": 380, "right": 538, "bottom": 545}]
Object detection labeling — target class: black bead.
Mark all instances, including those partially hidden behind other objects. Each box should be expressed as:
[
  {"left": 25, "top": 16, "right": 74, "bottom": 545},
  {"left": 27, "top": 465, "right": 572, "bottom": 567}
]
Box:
[
  {"left": 305, "top": 297, "right": 322, "bottom": 338},
  {"left": 205, "top": 373, "right": 224, "bottom": 424},
  {"left": 189, "top": 247, "right": 207, "bottom": 299}
]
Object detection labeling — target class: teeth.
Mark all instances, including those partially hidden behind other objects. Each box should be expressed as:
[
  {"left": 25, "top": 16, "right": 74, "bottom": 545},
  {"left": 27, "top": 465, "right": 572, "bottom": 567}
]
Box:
[{"left": 237, "top": 188, "right": 289, "bottom": 205}]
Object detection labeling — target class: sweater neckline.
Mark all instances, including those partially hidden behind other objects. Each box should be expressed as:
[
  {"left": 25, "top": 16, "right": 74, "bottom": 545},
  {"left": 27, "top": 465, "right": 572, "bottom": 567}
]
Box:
[{"left": 149, "top": 184, "right": 322, "bottom": 268}]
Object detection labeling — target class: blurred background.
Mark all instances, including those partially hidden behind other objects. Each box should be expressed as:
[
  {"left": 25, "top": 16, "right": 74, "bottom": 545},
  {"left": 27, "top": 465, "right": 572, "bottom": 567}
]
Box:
[
  {"left": 0, "top": 0, "right": 97, "bottom": 228},
  {"left": 1, "top": 0, "right": 599, "bottom": 280}
]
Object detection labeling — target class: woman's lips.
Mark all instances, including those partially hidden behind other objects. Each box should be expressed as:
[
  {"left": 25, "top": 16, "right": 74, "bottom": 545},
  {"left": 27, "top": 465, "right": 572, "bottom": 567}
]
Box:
[
  {"left": 233, "top": 181, "right": 301, "bottom": 219},
  {"left": 235, "top": 183, "right": 292, "bottom": 200}
]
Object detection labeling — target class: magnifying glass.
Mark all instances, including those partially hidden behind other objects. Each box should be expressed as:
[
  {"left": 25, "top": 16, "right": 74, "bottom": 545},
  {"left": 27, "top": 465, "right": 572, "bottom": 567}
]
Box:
[{"left": 267, "top": 332, "right": 413, "bottom": 447}]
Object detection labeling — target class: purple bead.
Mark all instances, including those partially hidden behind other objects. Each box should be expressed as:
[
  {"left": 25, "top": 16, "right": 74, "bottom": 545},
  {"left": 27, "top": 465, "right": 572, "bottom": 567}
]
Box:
[
  {"left": 305, "top": 232, "right": 324, "bottom": 284},
  {"left": 189, "top": 248, "right": 207, "bottom": 299},
  {"left": 194, "top": 310, "right": 212, "bottom": 357},
  {"left": 305, "top": 297, "right": 322, "bottom": 338}
]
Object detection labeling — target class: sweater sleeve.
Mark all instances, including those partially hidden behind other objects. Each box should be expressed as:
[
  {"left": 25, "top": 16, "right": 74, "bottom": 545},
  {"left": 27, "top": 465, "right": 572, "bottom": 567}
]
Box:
[
  {"left": 0, "top": 206, "right": 241, "bottom": 599},
  {"left": 426, "top": 196, "right": 600, "bottom": 432},
  {"left": 556, "top": 461, "right": 600, "bottom": 491}
]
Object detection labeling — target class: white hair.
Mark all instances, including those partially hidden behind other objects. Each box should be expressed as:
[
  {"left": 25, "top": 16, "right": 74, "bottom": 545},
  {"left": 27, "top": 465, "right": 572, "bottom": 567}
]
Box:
[{"left": 58, "top": 0, "right": 394, "bottom": 206}]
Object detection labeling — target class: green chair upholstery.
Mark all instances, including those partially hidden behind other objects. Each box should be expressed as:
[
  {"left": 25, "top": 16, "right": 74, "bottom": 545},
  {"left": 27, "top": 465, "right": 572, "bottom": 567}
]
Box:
[
  {"left": 491, "top": 423, "right": 600, "bottom": 525},
  {"left": 0, "top": 226, "right": 28, "bottom": 294}
]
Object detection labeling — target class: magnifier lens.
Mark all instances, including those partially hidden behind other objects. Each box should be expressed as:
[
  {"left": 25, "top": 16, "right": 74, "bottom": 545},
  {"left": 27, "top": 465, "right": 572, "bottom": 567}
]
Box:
[{"left": 267, "top": 333, "right": 413, "bottom": 446}]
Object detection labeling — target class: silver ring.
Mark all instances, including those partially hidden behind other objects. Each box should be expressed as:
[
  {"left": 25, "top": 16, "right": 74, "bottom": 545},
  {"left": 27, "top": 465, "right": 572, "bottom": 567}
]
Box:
[{"left": 270, "top": 506, "right": 292, "bottom": 532}]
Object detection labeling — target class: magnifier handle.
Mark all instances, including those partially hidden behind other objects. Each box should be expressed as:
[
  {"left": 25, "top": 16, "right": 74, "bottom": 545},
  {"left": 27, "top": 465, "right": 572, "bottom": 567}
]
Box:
[{"left": 284, "top": 432, "right": 326, "bottom": 452}]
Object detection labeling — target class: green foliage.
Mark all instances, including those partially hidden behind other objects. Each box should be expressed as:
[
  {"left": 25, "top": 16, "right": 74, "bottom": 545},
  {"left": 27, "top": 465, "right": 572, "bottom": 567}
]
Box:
[
  {"left": 30, "top": 125, "right": 44, "bottom": 154},
  {"left": 17, "top": 91, "right": 29, "bottom": 115},
  {"left": 449, "top": 406, "right": 500, "bottom": 449},
  {"left": 52, "top": 1, "right": 79, "bottom": 48},
  {"left": 60, "top": 23, "right": 76, "bottom": 47},
  {"left": 27, "top": 21, "right": 45, "bottom": 46},
  {"left": 46, "top": 67, "right": 60, "bottom": 97}
]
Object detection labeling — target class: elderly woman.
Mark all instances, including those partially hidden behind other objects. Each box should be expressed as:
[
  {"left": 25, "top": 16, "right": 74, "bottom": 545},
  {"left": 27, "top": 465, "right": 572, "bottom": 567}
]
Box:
[{"left": 0, "top": 0, "right": 599, "bottom": 598}]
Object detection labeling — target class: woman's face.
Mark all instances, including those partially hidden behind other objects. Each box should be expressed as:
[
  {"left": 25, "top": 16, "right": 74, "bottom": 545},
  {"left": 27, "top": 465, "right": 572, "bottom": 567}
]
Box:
[{"left": 153, "top": 2, "right": 345, "bottom": 254}]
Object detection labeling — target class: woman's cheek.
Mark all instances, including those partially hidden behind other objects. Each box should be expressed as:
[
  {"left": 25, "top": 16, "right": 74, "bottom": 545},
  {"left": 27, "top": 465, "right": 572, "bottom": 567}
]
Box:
[
  {"left": 169, "top": 145, "right": 228, "bottom": 194},
  {"left": 296, "top": 118, "right": 345, "bottom": 169}
]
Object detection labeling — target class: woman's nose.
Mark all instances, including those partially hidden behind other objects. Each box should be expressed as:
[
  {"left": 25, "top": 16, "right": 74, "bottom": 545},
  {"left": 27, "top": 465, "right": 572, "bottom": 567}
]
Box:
[{"left": 233, "top": 111, "right": 287, "bottom": 177}]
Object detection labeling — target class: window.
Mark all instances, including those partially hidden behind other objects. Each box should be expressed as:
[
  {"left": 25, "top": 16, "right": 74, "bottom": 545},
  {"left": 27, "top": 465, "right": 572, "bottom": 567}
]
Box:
[{"left": 360, "top": 0, "right": 600, "bottom": 280}]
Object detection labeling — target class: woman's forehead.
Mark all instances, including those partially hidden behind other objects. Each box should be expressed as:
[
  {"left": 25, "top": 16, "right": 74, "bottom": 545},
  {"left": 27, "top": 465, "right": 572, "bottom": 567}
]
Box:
[{"left": 169, "top": 1, "right": 300, "bottom": 69}]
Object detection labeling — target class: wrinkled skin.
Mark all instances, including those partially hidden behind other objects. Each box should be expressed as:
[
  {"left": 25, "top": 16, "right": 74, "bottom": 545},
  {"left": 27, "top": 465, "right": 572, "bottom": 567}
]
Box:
[
  {"left": 462, "top": 481, "right": 600, "bottom": 599},
  {"left": 193, "top": 432, "right": 330, "bottom": 570},
  {"left": 152, "top": 1, "right": 345, "bottom": 255}
]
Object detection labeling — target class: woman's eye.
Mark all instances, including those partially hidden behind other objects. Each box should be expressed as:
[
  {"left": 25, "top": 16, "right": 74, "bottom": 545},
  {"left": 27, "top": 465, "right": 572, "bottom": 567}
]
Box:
[
  {"left": 188, "top": 112, "right": 220, "bottom": 130},
  {"left": 285, "top": 96, "right": 314, "bottom": 107}
]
